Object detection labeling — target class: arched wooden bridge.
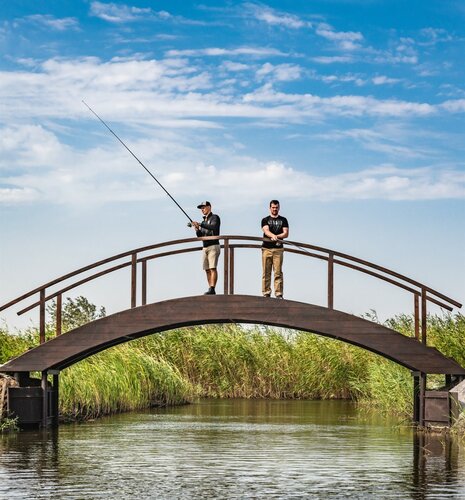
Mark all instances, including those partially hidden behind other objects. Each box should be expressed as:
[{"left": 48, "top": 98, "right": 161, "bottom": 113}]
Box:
[{"left": 0, "top": 235, "right": 463, "bottom": 427}]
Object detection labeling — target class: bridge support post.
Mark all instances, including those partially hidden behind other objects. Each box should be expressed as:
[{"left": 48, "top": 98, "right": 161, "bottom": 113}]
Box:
[
  {"left": 412, "top": 371, "right": 426, "bottom": 427},
  {"left": 41, "top": 371, "right": 48, "bottom": 428},
  {"left": 50, "top": 371, "right": 60, "bottom": 428}
]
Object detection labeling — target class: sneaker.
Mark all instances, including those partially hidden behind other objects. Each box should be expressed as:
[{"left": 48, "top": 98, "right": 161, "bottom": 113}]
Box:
[
  {"left": 263, "top": 293, "right": 271, "bottom": 298},
  {"left": 276, "top": 295, "right": 283, "bottom": 299},
  {"left": 204, "top": 287, "right": 216, "bottom": 295}
]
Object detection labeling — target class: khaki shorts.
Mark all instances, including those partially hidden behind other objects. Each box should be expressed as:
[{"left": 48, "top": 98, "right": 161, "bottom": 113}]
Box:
[{"left": 202, "top": 245, "right": 220, "bottom": 270}]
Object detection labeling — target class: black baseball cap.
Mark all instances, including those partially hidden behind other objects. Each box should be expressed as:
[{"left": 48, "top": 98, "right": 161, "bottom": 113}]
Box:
[{"left": 197, "top": 201, "right": 211, "bottom": 208}]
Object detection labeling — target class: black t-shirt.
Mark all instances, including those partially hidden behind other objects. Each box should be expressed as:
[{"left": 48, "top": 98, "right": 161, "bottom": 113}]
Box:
[{"left": 261, "top": 215, "right": 289, "bottom": 248}]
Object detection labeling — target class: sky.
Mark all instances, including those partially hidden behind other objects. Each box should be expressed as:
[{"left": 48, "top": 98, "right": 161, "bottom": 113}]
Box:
[{"left": 1, "top": 0, "right": 464, "bottom": 330}]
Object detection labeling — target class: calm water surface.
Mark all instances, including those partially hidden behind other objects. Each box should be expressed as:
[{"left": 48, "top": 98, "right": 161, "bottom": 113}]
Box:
[{"left": 1, "top": 399, "right": 465, "bottom": 499}]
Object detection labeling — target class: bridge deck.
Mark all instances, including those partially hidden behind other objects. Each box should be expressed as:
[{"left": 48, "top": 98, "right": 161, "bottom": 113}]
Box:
[{"left": 1, "top": 295, "right": 464, "bottom": 376}]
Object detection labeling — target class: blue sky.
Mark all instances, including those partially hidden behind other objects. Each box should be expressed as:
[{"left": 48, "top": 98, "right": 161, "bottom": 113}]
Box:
[{"left": 1, "top": 1, "right": 464, "bottom": 329}]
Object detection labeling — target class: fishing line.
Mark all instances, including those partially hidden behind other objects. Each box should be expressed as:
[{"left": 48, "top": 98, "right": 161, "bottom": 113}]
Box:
[{"left": 82, "top": 100, "right": 193, "bottom": 224}]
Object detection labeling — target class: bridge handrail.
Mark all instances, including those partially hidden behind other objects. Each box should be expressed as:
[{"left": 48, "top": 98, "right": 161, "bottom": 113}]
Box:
[
  {"left": 0, "top": 235, "right": 461, "bottom": 327},
  {"left": 0, "top": 235, "right": 462, "bottom": 344}
]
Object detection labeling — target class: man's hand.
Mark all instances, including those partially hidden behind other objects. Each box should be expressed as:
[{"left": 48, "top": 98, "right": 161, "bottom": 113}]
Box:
[{"left": 192, "top": 221, "right": 200, "bottom": 230}]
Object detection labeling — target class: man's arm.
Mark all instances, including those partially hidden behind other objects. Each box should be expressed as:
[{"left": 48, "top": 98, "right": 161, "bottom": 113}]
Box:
[
  {"left": 262, "top": 225, "right": 279, "bottom": 241},
  {"left": 262, "top": 225, "right": 289, "bottom": 241}
]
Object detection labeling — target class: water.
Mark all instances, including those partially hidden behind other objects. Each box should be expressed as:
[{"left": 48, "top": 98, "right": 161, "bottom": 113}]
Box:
[{"left": 1, "top": 399, "right": 465, "bottom": 499}]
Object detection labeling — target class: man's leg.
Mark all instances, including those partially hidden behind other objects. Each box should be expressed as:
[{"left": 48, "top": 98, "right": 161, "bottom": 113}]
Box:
[
  {"left": 204, "top": 245, "right": 220, "bottom": 294},
  {"left": 262, "top": 249, "right": 272, "bottom": 296},
  {"left": 206, "top": 268, "right": 218, "bottom": 287},
  {"left": 272, "top": 249, "right": 284, "bottom": 297}
]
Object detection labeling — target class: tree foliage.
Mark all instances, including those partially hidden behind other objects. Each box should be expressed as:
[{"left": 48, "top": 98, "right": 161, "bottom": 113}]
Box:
[{"left": 47, "top": 296, "right": 106, "bottom": 333}]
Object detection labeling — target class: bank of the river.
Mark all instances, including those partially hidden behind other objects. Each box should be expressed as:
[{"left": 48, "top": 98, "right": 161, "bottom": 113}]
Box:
[{"left": 1, "top": 313, "right": 464, "bottom": 430}]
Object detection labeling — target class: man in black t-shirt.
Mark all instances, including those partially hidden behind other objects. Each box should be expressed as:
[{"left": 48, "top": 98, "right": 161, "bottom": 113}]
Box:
[
  {"left": 192, "top": 201, "right": 221, "bottom": 295},
  {"left": 261, "top": 200, "right": 289, "bottom": 298}
]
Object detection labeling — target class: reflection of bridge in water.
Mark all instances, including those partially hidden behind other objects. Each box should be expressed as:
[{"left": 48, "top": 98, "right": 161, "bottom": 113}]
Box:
[{"left": 0, "top": 235, "right": 463, "bottom": 428}]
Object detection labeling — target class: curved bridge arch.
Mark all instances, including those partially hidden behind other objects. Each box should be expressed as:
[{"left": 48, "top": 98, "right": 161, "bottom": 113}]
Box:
[{"left": 2, "top": 295, "right": 464, "bottom": 375}]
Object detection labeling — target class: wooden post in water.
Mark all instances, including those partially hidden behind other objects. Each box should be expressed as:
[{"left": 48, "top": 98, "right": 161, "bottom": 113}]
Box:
[{"left": 41, "top": 371, "right": 48, "bottom": 428}]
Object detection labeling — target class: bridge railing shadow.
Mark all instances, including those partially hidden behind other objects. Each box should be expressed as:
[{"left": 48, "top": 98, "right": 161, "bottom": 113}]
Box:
[{"left": 0, "top": 235, "right": 461, "bottom": 346}]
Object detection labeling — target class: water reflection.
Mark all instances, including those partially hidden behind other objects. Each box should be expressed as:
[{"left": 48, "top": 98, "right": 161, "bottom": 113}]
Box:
[
  {"left": 411, "top": 432, "right": 462, "bottom": 499},
  {"left": 1, "top": 400, "right": 464, "bottom": 499}
]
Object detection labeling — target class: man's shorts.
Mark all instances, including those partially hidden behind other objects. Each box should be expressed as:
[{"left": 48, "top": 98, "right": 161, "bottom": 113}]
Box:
[{"left": 202, "top": 245, "right": 220, "bottom": 270}]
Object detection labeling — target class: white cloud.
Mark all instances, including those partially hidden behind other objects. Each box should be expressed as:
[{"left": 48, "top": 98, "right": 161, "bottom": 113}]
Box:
[
  {"left": 90, "top": 1, "right": 154, "bottom": 23},
  {"left": 1, "top": 123, "right": 464, "bottom": 207},
  {"left": 441, "top": 99, "right": 465, "bottom": 113},
  {"left": 165, "top": 47, "right": 286, "bottom": 58},
  {"left": 256, "top": 63, "right": 302, "bottom": 82},
  {"left": 374, "top": 39, "right": 418, "bottom": 65},
  {"left": 221, "top": 61, "right": 249, "bottom": 72},
  {"left": 243, "top": 85, "right": 436, "bottom": 118},
  {"left": 246, "top": 4, "right": 310, "bottom": 29},
  {"left": 316, "top": 23, "right": 364, "bottom": 50},
  {"left": 313, "top": 56, "right": 354, "bottom": 64},
  {"left": 419, "top": 28, "right": 453, "bottom": 45},
  {"left": 24, "top": 14, "right": 80, "bottom": 31},
  {"left": 372, "top": 75, "right": 401, "bottom": 85}
]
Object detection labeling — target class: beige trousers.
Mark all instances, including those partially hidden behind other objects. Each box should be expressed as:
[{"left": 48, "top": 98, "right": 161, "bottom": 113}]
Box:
[{"left": 261, "top": 248, "right": 284, "bottom": 297}]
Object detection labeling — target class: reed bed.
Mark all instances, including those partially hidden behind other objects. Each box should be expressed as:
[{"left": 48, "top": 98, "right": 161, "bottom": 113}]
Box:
[
  {"left": 136, "top": 325, "right": 372, "bottom": 400},
  {"left": 1, "top": 313, "right": 464, "bottom": 422},
  {"left": 59, "top": 343, "right": 194, "bottom": 420}
]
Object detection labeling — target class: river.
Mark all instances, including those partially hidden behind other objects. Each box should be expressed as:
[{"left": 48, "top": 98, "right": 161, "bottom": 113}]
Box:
[{"left": 1, "top": 399, "right": 465, "bottom": 499}]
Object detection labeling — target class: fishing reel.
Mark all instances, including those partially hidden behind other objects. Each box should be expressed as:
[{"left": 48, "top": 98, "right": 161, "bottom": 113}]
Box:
[{"left": 187, "top": 222, "right": 192, "bottom": 227}]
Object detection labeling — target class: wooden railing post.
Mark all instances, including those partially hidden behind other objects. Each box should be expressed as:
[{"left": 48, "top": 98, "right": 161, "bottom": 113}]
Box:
[
  {"left": 421, "top": 288, "right": 427, "bottom": 345},
  {"left": 229, "top": 247, "right": 235, "bottom": 295},
  {"left": 56, "top": 293, "right": 62, "bottom": 337},
  {"left": 142, "top": 260, "right": 147, "bottom": 306},
  {"left": 223, "top": 238, "right": 229, "bottom": 295},
  {"left": 39, "top": 289, "right": 46, "bottom": 344},
  {"left": 414, "top": 293, "right": 420, "bottom": 341},
  {"left": 131, "top": 253, "right": 137, "bottom": 308},
  {"left": 327, "top": 252, "right": 334, "bottom": 310}
]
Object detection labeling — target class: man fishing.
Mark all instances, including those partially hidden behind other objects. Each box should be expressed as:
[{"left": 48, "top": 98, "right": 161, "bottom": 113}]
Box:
[
  {"left": 83, "top": 102, "right": 222, "bottom": 296},
  {"left": 191, "top": 201, "right": 221, "bottom": 295}
]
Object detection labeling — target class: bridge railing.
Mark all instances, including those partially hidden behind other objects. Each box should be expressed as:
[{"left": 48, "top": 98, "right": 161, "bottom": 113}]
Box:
[{"left": 0, "top": 235, "right": 461, "bottom": 346}]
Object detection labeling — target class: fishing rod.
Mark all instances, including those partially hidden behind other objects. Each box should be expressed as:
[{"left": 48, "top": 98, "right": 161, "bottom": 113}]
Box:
[{"left": 82, "top": 100, "right": 193, "bottom": 225}]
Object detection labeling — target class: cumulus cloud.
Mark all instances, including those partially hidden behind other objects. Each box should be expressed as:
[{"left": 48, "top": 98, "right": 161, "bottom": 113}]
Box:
[{"left": 1, "top": 124, "right": 463, "bottom": 206}]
